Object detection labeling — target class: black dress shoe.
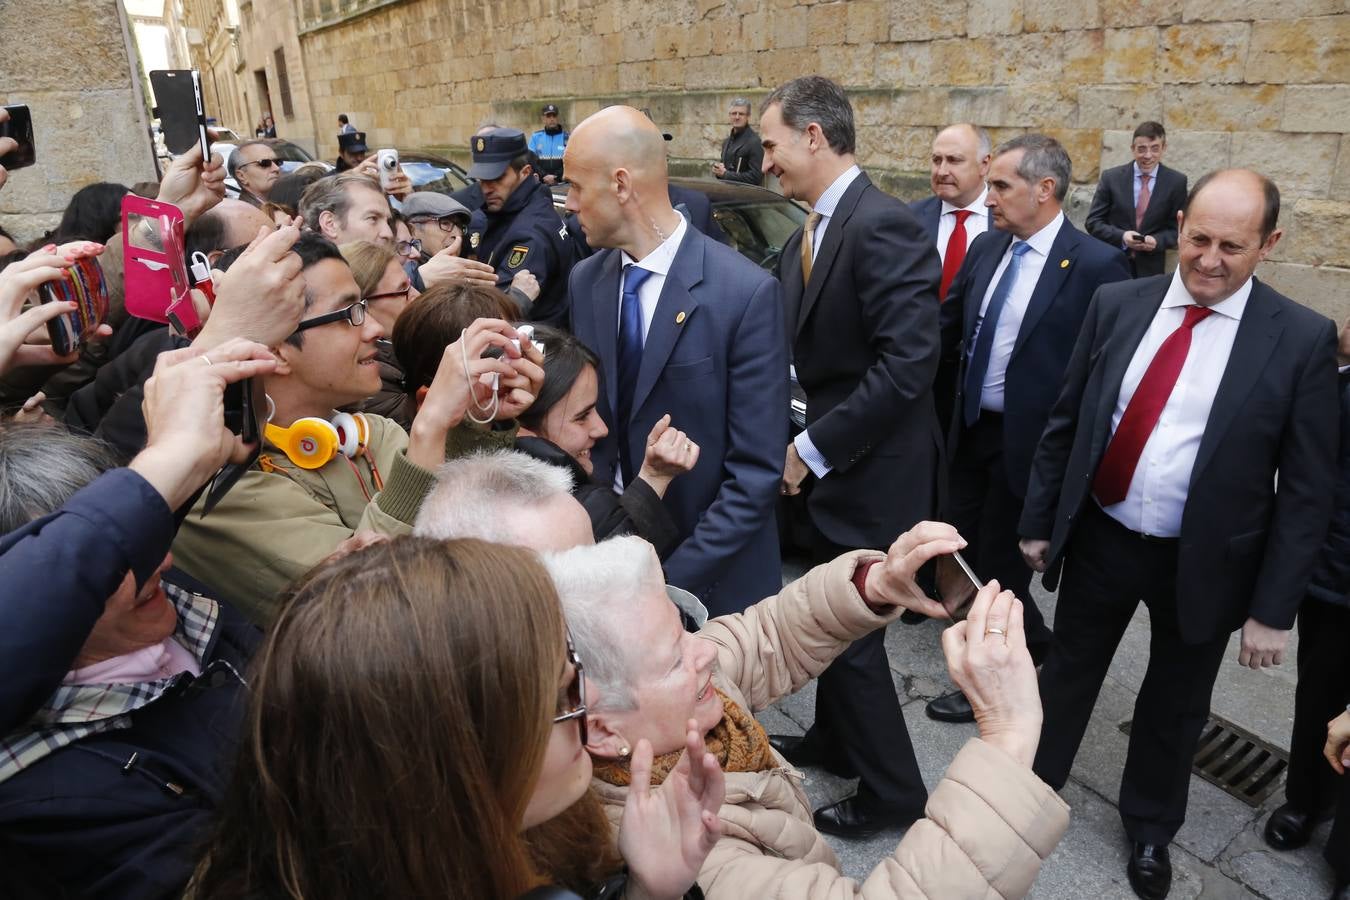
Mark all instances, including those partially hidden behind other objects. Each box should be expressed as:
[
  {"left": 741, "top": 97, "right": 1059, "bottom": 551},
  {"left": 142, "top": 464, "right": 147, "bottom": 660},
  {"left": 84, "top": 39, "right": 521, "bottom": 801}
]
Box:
[
  {"left": 812, "top": 795, "right": 923, "bottom": 839},
  {"left": 767, "top": 734, "right": 852, "bottom": 777},
  {"left": 925, "top": 689, "right": 976, "bottom": 723},
  {"left": 1263, "top": 802, "right": 1328, "bottom": 851},
  {"left": 899, "top": 609, "right": 928, "bottom": 625},
  {"left": 1126, "top": 842, "right": 1172, "bottom": 900}
]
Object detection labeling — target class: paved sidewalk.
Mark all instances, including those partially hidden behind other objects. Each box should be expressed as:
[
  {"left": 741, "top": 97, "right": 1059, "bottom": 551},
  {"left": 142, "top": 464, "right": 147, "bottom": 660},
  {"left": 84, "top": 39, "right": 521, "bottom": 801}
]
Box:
[{"left": 759, "top": 565, "right": 1338, "bottom": 899}]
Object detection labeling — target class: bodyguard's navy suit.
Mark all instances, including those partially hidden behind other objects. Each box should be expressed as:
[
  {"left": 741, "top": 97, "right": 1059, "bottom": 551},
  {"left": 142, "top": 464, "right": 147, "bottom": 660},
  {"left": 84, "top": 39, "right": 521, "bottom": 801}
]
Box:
[
  {"left": 937, "top": 219, "right": 1129, "bottom": 659},
  {"left": 569, "top": 225, "right": 788, "bottom": 616}
]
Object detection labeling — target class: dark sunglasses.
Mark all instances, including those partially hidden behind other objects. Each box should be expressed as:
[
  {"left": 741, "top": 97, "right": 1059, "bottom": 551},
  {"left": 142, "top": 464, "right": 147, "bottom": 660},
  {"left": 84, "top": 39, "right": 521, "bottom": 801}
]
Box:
[
  {"left": 552, "top": 631, "right": 588, "bottom": 747},
  {"left": 291, "top": 298, "right": 367, "bottom": 335},
  {"left": 366, "top": 285, "right": 412, "bottom": 304},
  {"left": 240, "top": 157, "right": 282, "bottom": 170}
]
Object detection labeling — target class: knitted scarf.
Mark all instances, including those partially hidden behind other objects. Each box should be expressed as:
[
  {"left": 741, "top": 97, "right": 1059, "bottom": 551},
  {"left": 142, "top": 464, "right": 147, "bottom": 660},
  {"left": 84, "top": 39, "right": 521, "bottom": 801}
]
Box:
[{"left": 591, "top": 688, "right": 777, "bottom": 787}]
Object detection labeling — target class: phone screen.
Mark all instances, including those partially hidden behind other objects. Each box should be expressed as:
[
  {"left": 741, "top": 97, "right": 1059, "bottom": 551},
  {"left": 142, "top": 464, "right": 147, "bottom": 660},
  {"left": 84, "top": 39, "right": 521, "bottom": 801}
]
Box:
[
  {"left": 934, "top": 550, "right": 983, "bottom": 622},
  {"left": 0, "top": 105, "right": 36, "bottom": 170},
  {"left": 149, "top": 70, "right": 210, "bottom": 159}
]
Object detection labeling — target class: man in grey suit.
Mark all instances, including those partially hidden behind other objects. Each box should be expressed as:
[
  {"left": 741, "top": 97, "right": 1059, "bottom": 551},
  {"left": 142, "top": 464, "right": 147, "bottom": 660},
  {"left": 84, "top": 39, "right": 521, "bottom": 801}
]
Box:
[
  {"left": 564, "top": 106, "right": 788, "bottom": 616},
  {"left": 1086, "top": 121, "right": 1188, "bottom": 278},
  {"left": 1021, "top": 170, "right": 1338, "bottom": 899}
]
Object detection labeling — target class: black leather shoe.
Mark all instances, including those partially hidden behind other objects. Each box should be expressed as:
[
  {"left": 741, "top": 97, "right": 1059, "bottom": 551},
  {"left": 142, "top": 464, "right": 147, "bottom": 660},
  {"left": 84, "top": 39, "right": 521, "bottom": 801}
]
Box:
[
  {"left": 767, "top": 734, "right": 852, "bottom": 777},
  {"left": 925, "top": 689, "right": 976, "bottom": 723},
  {"left": 812, "top": 795, "right": 923, "bottom": 839},
  {"left": 899, "top": 609, "right": 928, "bottom": 625},
  {"left": 1263, "top": 803, "right": 1327, "bottom": 851},
  {"left": 1126, "top": 842, "right": 1172, "bottom": 900}
]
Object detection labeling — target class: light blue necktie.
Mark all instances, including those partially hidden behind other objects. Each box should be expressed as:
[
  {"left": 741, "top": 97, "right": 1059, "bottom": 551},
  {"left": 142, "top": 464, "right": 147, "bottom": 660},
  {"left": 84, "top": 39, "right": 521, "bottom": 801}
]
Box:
[{"left": 964, "top": 241, "right": 1031, "bottom": 427}]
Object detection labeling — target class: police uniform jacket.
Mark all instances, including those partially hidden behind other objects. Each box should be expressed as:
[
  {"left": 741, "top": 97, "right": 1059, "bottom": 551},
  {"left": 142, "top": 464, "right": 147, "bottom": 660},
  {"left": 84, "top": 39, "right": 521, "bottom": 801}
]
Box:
[{"left": 470, "top": 176, "right": 574, "bottom": 327}]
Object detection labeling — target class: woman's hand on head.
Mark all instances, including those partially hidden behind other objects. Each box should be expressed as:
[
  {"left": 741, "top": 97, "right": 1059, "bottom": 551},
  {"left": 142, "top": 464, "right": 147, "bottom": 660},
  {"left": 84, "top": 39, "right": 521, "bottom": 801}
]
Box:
[{"left": 618, "top": 720, "right": 723, "bottom": 900}]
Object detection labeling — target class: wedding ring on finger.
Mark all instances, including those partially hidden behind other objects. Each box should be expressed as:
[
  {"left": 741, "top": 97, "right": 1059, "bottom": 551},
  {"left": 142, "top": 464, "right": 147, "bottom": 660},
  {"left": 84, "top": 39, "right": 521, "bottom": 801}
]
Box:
[
  {"left": 985, "top": 627, "right": 1006, "bottom": 637},
  {"left": 201, "top": 355, "right": 213, "bottom": 367}
]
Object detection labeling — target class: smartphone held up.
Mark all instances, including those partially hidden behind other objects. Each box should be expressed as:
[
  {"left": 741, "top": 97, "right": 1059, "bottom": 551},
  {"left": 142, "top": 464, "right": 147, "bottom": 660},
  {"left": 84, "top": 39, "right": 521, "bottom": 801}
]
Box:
[
  {"left": 935, "top": 549, "right": 983, "bottom": 623},
  {"left": 0, "top": 104, "right": 36, "bottom": 170},
  {"left": 38, "top": 256, "right": 109, "bottom": 356}
]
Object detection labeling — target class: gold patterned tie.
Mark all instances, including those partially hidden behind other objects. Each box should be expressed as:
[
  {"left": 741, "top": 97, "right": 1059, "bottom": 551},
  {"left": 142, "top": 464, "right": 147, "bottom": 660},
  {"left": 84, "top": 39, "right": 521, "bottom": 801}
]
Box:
[{"left": 801, "top": 210, "right": 822, "bottom": 287}]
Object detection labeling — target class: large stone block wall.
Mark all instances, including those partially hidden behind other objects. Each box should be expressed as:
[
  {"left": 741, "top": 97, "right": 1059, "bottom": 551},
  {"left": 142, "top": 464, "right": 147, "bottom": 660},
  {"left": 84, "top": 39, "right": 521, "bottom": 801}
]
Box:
[
  {"left": 298, "top": 0, "right": 1345, "bottom": 317},
  {"left": 0, "top": 0, "right": 156, "bottom": 241}
]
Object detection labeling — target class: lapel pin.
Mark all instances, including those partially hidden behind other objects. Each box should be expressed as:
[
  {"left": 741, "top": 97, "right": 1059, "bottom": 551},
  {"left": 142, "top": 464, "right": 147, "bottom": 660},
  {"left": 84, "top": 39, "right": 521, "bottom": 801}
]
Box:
[
  {"left": 676, "top": 311, "right": 687, "bottom": 324},
  {"left": 1060, "top": 259, "right": 1070, "bottom": 268}
]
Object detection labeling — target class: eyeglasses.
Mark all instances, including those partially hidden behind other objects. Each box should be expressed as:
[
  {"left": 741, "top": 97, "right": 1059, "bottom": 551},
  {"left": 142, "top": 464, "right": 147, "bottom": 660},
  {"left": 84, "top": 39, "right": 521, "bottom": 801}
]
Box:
[
  {"left": 366, "top": 285, "right": 412, "bottom": 304},
  {"left": 239, "top": 157, "right": 282, "bottom": 170},
  {"left": 394, "top": 238, "right": 422, "bottom": 257},
  {"left": 408, "top": 215, "right": 464, "bottom": 234},
  {"left": 291, "top": 298, "right": 368, "bottom": 334},
  {"left": 552, "top": 631, "right": 588, "bottom": 747}
]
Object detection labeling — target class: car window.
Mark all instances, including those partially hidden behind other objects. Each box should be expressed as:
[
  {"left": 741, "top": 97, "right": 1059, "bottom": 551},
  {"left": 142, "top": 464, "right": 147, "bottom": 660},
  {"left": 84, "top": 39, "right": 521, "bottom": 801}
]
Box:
[
  {"left": 402, "top": 161, "right": 471, "bottom": 194},
  {"left": 714, "top": 201, "right": 806, "bottom": 270},
  {"left": 269, "top": 142, "right": 314, "bottom": 163}
]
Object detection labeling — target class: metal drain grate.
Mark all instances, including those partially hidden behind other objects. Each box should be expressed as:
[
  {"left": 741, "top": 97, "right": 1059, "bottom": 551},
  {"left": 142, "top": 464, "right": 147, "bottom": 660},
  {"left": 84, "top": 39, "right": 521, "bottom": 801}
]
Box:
[{"left": 1120, "top": 714, "right": 1288, "bottom": 807}]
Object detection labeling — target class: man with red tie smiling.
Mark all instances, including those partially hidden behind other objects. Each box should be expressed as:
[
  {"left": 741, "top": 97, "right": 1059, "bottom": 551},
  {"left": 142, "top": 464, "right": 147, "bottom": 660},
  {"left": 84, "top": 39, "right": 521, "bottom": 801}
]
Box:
[{"left": 1018, "top": 169, "right": 1339, "bottom": 900}]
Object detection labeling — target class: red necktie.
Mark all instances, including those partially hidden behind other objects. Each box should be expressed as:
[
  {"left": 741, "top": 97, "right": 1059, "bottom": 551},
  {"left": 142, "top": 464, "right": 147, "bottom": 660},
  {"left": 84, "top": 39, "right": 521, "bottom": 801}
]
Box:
[
  {"left": 1093, "top": 305, "right": 1214, "bottom": 506},
  {"left": 939, "top": 209, "right": 972, "bottom": 302},
  {"left": 1135, "top": 173, "right": 1151, "bottom": 230}
]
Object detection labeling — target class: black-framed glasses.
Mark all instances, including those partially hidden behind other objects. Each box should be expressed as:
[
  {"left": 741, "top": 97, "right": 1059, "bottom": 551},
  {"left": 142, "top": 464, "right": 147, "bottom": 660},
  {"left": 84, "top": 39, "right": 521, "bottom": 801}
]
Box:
[
  {"left": 366, "top": 285, "right": 412, "bottom": 304},
  {"left": 394, "top": 238, "right": 422, "bottom": 257},
  {"left": 409, "top": 215, "right": 464, "bottom": 234},
  {"left": 239, "top": 157, "right": 281, "bottom": 170},
  {"left": 292, "top": 298, "right": 367, "bottom": 334},
  {"left": 552, "top": 631, "right": 588, "bottom": 746}
]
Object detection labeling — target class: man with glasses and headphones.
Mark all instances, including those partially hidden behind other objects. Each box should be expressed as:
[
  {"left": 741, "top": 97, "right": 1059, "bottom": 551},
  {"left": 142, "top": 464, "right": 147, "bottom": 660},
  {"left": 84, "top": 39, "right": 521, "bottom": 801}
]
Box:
[
  {"left": 229, "top": 140, "right": 283, "bottom": 208},
  {"left": 171, "top": 232, "right": 546, "bottom": 625}
]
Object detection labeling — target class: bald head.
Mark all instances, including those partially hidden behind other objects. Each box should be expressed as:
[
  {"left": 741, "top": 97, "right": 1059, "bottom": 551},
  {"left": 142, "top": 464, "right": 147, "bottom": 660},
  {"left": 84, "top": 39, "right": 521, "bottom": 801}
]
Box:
[
  {"left": 563, "top": 106, "right": 680, "bottom": 259},
  {"left": 931, "top": 123, "right": 992, "bottom": 208},
  {"left": 1176, "top": 168, "right": 1283, "bottom": 307},
  {"left": 215, "top": 199, "right": 275, "bottom": 247}
]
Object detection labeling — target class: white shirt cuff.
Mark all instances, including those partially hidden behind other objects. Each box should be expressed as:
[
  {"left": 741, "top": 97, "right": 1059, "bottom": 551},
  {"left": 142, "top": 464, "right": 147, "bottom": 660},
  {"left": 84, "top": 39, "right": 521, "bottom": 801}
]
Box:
[{"left": 794, "top": 430, "right": 832, "bottom": 478}]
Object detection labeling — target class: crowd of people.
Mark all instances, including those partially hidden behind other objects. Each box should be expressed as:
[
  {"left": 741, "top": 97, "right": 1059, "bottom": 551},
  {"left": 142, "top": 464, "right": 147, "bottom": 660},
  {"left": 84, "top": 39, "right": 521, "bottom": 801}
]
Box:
[{"left": 0, "top": 70, "right": 1345, "bottom": 900}]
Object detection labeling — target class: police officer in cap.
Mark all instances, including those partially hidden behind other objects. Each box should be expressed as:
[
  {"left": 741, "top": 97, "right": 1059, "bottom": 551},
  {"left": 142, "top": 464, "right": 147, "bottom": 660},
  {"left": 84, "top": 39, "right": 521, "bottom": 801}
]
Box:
[
  {"left": 335, "top": 131, "right": 369, "bottom": 172},
  {"left": 529, "top": 104, "right": 568, "bottom": 184},
  {"left": 465, "top": 127, "right": 574, "bottom": 327}
]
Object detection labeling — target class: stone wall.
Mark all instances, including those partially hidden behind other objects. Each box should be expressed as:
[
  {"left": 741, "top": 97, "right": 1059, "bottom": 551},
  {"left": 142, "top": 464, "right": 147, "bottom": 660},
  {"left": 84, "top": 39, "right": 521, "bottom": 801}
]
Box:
[
  {"left": 239, "top": 0, "right": 320, "bottom": 154},
  {"left": 0, "top": 0, "right": 156, "bottom": 242},
  {"left": 294, "top": 0, "right": 1348, "bottom": 318}
]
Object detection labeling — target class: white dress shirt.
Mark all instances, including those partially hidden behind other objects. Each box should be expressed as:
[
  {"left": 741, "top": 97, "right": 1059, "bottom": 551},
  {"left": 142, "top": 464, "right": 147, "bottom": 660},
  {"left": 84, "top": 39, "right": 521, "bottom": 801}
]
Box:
[
  {"left": 935, "top": 188, "right": 990, "bottom": 263},
  {"left": 617, "top": 213, "right": 688, "bottom": 341},
  {"left": 1102, "top": 270, "right": 1252, "bottom": 537},
  {"left": 794, "top": 164, "right": 863, "bottom": 479},
  {"left": 973, "top": 212, "right": 1064, "bottom": 413}
]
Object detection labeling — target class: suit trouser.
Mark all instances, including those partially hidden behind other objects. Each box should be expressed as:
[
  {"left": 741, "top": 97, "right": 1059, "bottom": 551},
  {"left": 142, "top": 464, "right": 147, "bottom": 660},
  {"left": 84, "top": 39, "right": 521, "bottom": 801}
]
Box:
[
  {"left": 947, "top": 413, "right": 1053, "bottom": 663},
  {"left": 800, "top": 531, "right": 928, "bottom": 812},
  {"left": 1283, "top": 599, "right": 1350, "bottom": 876},
  {"left": 1033, "top": 503, "right": 1230, "bottom": 845}
]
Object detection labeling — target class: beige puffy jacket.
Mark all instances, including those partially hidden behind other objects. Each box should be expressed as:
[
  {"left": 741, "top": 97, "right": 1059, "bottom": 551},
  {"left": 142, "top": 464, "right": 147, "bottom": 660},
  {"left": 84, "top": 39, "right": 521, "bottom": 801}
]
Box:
[{"left": 592, "top": 551, "right": 1070, "bottom": 899}]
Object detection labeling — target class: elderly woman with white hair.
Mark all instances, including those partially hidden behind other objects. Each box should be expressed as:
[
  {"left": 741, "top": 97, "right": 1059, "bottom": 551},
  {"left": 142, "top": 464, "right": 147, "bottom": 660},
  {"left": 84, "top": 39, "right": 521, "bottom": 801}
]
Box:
[{"left": 544, "top": 526, "right": 1070, "bottom": 899}]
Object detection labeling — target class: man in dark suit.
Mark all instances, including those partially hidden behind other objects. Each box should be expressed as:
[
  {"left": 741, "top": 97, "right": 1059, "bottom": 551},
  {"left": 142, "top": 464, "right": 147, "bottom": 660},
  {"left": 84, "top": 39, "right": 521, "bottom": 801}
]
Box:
[
  {"left": 762, "top": 75, "right": 942, "bottom": 837},
  {"left": 1262, "top": 316, "right": 1350, "bottom": 899},
  {"left": 909, "top": 123, "right": 995, "bottom": 302},
  {"left": 1019, "top": 169, "right": 1338, "bottom": 899},
  {"left": 928, "top": 134, "right": 1131, "bottom": 724},
  {"left": 1086, "top": 121, "right": 1188, "bottom": 279},
  {"left": 564, "top": 105, "right": 787, "bottom": 616}
]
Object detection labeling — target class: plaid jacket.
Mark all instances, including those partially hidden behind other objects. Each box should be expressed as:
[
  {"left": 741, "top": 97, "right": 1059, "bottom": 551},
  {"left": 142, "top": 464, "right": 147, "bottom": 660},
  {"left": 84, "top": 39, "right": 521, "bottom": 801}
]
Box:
[{"left": 0, "top": 585, "right": 221, "bottom": 784}]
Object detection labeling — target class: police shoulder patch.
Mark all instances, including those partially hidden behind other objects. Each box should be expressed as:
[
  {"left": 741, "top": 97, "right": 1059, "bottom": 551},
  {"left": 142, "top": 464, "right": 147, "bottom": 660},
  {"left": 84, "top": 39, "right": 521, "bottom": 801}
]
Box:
[
  {"left": 506, "top": 245, "right": 529, "bottom": 268},
  {"left": 469, "top": 232, "right": 481, "bottom": 250}
]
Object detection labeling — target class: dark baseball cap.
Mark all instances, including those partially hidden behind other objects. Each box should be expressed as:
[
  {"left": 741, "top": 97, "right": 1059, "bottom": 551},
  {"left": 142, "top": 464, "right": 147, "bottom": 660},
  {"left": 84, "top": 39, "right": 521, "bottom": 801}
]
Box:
[
  {"left": 542, "top": 103, "right": 560, "bottom": 115},
  {"left": 337, "top": 131, "right": 368, "bottom": 154},
  {"left": 468, "top": 127, "right": 528, "bottom": 180}
]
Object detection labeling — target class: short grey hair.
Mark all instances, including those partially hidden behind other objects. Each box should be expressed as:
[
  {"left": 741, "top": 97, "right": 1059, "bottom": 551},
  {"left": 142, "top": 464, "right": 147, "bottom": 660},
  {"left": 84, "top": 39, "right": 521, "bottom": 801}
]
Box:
[
  {"left": 763, "top": 75, "right": 855, "bottom": 156},
  {"left": 227, "top": 139, "right": 274, "bottom": 179},
  {"left": 542, "top": 535, "right": 665, "bottom": 711},
  {"left": 0, "top": 423, "right": 117, "bottom": 533},
  {"left": 728, "top": 97, "right": 751, "bottom": 113},
  {"left": 993, "top": 133, "right": 1072, "bottom": 202},
  {"left": 413, "top": 450, "right": 575, "bottom": 543},
  {"left": 970, "top": 124, "right": 992, "bottom": 159},
  {"left": 298, "top": 172, "right": 384, "bottom": 232}
]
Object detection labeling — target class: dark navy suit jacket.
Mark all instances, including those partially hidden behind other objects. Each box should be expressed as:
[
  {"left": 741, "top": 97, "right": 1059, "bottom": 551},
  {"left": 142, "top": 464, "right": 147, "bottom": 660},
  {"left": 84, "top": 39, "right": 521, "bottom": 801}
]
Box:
[
  {"left": 569, "top": 224, "right": 788, "bottom": 615},
  {"left": 939, "top": 218, "right": 1130, "bottom": 499}
]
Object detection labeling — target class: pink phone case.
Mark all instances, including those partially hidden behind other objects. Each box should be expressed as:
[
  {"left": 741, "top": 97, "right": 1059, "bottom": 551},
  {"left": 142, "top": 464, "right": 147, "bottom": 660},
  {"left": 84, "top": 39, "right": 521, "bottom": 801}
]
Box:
[{"left": 122, "top": 196, "right": 188, "bottom": 324}]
